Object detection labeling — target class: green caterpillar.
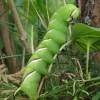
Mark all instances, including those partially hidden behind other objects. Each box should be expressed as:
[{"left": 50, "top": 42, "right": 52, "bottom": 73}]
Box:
[{"left": 17, "top": 4, "right": 79, "bottom": 100}]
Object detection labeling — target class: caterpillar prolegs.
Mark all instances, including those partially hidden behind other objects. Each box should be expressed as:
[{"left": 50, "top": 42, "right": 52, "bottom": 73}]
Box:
[{"left": 18, "top": 4, "right": 79, "bottom": 100}]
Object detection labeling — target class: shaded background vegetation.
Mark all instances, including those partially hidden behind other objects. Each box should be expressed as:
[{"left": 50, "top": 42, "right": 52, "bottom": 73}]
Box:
[{"left": 0, "top": 0, "right": 100, "bottom": 100}]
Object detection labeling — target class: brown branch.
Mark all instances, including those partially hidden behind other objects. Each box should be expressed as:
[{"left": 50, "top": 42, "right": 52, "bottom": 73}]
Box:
[
  {"left": 7, "top": 0, "right": 32, "bottom": 53},
  {"left": 78, "top": 0, "right": 82, "bottom": 15},
  {"left": 0, "top": 0, "right": 20, "bottom": 73},
  {"left": 38, "top": 76, "right": 45, "bottom": 94}
]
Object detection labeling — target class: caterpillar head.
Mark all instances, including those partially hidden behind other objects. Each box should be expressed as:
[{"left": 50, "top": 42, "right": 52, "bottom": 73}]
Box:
[
  {"left": 57, "top": 4, "right": 80, "bottom": 22},
  {"left": 51, "top": 4, "right": 79, "bottom": 24},
  {"left": 68, "top": 9, "right": 80, "bottom": 22}
]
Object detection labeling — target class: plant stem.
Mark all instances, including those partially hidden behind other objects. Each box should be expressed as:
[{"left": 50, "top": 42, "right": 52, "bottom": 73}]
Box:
[{"left": 86, "top": 44, "right": 90, "bottom": 79}]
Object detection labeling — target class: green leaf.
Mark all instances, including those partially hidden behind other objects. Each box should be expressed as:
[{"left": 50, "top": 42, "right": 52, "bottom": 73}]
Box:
[
  {"left": 73, "top": 96, "right": 78, "bottom": 100},
  {"left": 92, "top": 91, "right": 100, "bottom": 100},
  {"left": 70, "top": 23, "right": 100, "bottom": 53},
  {"left": 75, "top": 39, "right": 100, "bottom": 53},
  {"left": 70, "top": 23, "right": 100, "bottom": 79},
  {"left": 70, "top": 23, "right": 100, "bottom": 41}
]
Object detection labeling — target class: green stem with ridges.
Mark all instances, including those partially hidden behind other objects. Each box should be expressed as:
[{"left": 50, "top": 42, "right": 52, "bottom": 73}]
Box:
[{"left": 86, "top": 44, "right": 90, "bottom": 79}]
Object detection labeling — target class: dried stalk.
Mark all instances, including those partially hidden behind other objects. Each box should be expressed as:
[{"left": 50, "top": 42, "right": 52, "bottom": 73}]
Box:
[
  {"left": 0, "top": 64, "right": 25, "bottom": 84},
  {"left": 7, "top": 0, "right": 31, "bottom": 53}
]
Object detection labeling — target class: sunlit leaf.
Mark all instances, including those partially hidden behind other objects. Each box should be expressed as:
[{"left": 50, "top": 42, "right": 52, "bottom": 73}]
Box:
[
  {"left": 73, "top": 96, "right": 78, "bottom": 100},
  {"left": 92, "top": 91, "right": 100, "bottom": 100},
  {"left": 70, "top": 23, "right": 100, "bottom": 53}
]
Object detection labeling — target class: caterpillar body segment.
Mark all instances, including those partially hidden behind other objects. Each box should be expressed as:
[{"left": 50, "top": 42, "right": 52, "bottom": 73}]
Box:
[
  {"left": 48, "top": 19, "right": 68, "bottom": 33},
  {"left": 43, "top": 29, "right": 67, "bottom": 44},
  {"left": 29, "top": 48, "right": 54, "bottom": 64},
  {"left": 25, "top": 58, "right": 48, "bottom": 75},
  {"left": 19, "top": 4, "right": 80, "bottom": 100},
  {"left": 38, "top": 39, "right": 61, "bottom": 54},
  {"left": 51, "top": 4, "right": 79, "bottom": 21},
  {"left": 20, "top": 71, "right": 41, "bottom": 100}
]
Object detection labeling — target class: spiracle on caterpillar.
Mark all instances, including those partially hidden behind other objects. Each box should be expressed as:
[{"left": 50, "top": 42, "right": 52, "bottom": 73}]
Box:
[{"left": 14, "top": 4, "right": 80, "bottom": 100}]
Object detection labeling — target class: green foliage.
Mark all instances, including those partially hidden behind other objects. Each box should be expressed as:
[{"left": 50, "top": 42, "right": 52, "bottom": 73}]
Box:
[
  {"left": 37, "top": 23, "right": 100, "bottom": 100},
  {"left": 1, "top": 0, "right": 100, "bottom": 100},
  {"left": 0, "top": 80, "right": 17, "bottom": 100},
  {"left": 70, "top": 23, "right": 100, "bottom": 79},
  {"left": 92, "top": 91, "right": 100, "bottom": 100},
  {"left": 71, "top": 23, "right": 100, "bottom": 53}
]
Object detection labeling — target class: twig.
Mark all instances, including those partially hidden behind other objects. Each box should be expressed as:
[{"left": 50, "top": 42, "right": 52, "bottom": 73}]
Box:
[
  {"left": 30, "top": 0, "right": 47, "bottom": 29},
  {"left": 38, "top": 40, "right": 71, "bottom": 99},
  {"left": 72, "top": 58, "right": 84, "bottom": 81},
  {"left": 68, "top": 25, "right": 72, "bottom": 36},
  {"left": 45, "top": 0, "right": 50, "bottom": 23},
  {"left": 38, "top": 76, "right": 45, "bottom": 94},
  {"left": 78, "top": 0, "right": 81, "bottom": 15},
  {"left": 22, "top": 0, "right": 31, "bottom": 68},
  {"left": 7, "top": 0, "right": 31, "bottom": 53},
  {"left": 63, "top": 0, "right": 66, "bottom": 5}
]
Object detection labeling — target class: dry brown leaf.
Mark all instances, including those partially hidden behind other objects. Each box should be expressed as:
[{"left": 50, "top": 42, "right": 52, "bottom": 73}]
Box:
[
  {"left": 1, "top": 90, "right": 15, "bottom": 94},
  {"left": 0, "top": 64, "right": 6, "bottom": 69},
  {"left": 1, "top": 76, "right": 8, "bottom": 83}
]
